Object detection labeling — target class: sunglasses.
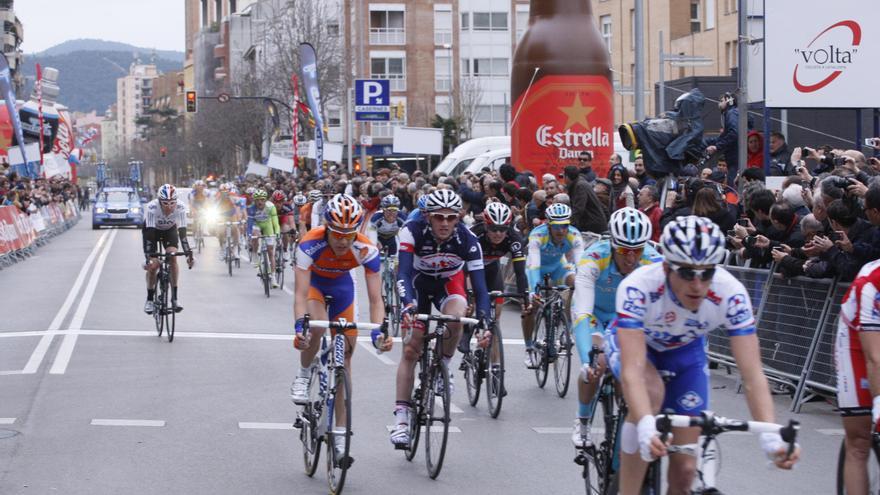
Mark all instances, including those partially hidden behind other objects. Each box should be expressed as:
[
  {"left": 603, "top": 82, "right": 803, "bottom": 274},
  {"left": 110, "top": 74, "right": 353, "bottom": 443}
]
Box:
[
  {"left": 430, "top": 213, "right": 459, "bottom": 223},
  {"left": 613, "top": 246, "right": 644, "bottom": 257},
  {"left": 159, "top": 200, "right": 176, "bottom": 206},
  {"left": 328, "top": 229, "right": 357, "bottom": 240},
  {"left": 669, "top": 263, "right": 716, "bottom": 282},
  {"left": 549, "top": 223, "right": 569, "bottom": 230},
  {"left": 488, "top": 225, "right": 508, "bottom": 233}
]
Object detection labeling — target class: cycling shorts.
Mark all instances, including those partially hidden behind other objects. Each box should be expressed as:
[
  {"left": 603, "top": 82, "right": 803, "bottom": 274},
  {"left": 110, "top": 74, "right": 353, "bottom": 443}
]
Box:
[
  {"left": 605, "top": 328, "right": 709, "bottom": 416},
  {"left": 252, "top": 226, "right": 276, "bottom": 245},
  {"left": 144, "top": 227, "right": 179, "bottom": 253},
  {"left": 377, "top": 235, "right": 399, "bottom": 256},
  {"left": 413, "top": 270, "right": 467, "bottom": 313},
  {"left": 484, "top": 261, "right": 506, "bottom": 304},
  {"left": 836, "top": 328, "right": 872, "bottom": 416},
  {"left": 307, "top": 272, "right": 357, "bottom": 337},
  {"left": 539, "top": 263, "right": 574, "bottom": 288}
]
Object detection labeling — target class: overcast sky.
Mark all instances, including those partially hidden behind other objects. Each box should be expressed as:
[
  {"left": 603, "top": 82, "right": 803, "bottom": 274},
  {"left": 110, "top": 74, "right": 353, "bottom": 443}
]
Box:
[{"left": 14, "top": 0, "right": 185, "bottom": 53}]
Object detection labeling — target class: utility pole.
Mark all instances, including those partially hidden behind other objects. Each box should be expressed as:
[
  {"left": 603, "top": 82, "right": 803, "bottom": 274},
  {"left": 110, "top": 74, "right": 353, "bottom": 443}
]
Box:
[
  {"left": 634, "top": 0, "right": 645, "bottom": 121},
  {"left": 357, "top": 0, "right": 367, "bottom": 173},
  {"left": 737, "top": 0, "right": 748, "bottom": 180}
]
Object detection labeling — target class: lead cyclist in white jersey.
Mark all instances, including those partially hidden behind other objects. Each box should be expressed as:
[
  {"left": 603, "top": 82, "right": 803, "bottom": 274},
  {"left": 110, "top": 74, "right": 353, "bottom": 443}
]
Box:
[{"left": 608, "top": 215, "right": 799, "bottom": 495}]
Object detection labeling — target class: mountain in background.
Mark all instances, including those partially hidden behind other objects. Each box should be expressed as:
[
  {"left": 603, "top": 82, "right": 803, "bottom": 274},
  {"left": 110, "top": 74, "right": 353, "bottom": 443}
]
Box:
[{"left": 19, "top": 39, "right": 185, "bottom": 114}]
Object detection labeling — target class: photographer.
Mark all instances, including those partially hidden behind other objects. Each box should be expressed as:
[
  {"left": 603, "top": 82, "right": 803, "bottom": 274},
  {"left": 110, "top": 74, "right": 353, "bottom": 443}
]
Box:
[
  {"left": 800, "top": 197, "right": 876, "bottom": 281},
  {"left": 770, "top": 214, "right": 826, "bottom": 278},
  {"left": 704, "top": 92, "right": 741, "bottom": 185}
]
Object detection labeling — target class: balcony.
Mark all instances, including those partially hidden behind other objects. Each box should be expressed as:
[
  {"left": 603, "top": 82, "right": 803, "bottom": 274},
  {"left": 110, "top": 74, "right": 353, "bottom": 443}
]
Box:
[
  {"left": 369, "top": 27, "right": 405, "bottom": 45},
  {"left": 371, "top": 73, "right": 406, "bottom": 91}
]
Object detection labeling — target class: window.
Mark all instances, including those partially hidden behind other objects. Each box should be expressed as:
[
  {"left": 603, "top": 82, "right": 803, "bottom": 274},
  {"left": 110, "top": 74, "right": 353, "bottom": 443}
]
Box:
[
  {"left": 435, "top": 55, "right": 452, "bottom": 91},
  {"left": 435, "top": 97, "right": 451, "bottom": 119},
  {"left": 516, "top": 7, "right": 529, "bottom": 42},
  {"left": 461, "top": 12, "right": 469, "bottom": 30},
  {"left": 600, "top": 15, "right": 612, "bottom": 53},
  {"left": 629, "top": 9, "right": 635, "bottom": 50},
  {"left": 372, "top": 99, "right": 405, "bottom": 137},
  {"left": 201, "top": 0, "right": 208, "bottom": 26},
  {"left": 705, "top": 0, "right": 715, "bottom": 29},
  {"left": 370, "top": 10, "right": 405, "bottom": 44},
  {"left": 690, "top": 0, "right": 701, "bottom": 33},
  {"left": 464, "top": 58, "right": 508, "bottom": 77},
  {"left": 371, "top": 57, "right": 406, "bottom": 91},
  {"left": 434, "top": 7, "right": 452, "bottom": 45},
  {"left": 230, "top": 0, "right": 237, "bottom": 13},
  {"left": 327, "top": 108, "right": 341, "bottom": 127},
  {"left": 725, "top": 40, "right": 737, "bottom": 72},
  {"left": 475, "top": 104, "right": 509, "bottom": 124},
  {"left": 215, "top": 0, "right": 222, "bottom": 22},
  {"left": 472, "top": 12, "right": 508, "bottom": 31}
]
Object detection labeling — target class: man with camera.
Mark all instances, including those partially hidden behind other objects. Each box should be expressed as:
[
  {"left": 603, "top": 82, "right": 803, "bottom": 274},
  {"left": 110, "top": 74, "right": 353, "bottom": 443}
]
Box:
[{"left": 704, "top": 92, "right": 741, "bottom": 185}]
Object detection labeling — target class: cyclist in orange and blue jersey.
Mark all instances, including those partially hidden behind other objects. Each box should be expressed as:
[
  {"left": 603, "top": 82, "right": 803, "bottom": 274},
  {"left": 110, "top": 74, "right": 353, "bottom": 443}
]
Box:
[{"left": 214, "top": 183, "right": 242, "bottom": 260}]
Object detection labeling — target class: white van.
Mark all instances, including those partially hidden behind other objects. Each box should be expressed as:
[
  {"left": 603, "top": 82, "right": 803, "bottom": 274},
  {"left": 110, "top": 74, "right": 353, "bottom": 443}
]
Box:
[
  {"left": 463, "top": 148, "right": 511, "bottom": 175},
  {"left": 433, "top": 136, "right": 510, "bottom": 176}
]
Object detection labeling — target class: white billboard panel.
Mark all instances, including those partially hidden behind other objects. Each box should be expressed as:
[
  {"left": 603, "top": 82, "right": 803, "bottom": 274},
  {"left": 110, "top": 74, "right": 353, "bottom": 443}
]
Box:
[{"left": 392, "top": 127, "right": 443, "bottom": 155}]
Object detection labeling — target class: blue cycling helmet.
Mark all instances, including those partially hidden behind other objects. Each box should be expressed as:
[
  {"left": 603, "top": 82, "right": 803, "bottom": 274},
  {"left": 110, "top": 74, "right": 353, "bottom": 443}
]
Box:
[
  {"left": 660, "top": 215, "right": 726, "bottom": 266},
  {"left": 545, "top": 203, "right": 571, "bottom": 225},
  {"left": 381, "top": 195, "right": 401, "bottom": 210},
  {"left": 417, "top": 195, "right": 428, "bottom": 211},
  {"left": 609, "top": 207, "right": 652, "bottom": 249}
]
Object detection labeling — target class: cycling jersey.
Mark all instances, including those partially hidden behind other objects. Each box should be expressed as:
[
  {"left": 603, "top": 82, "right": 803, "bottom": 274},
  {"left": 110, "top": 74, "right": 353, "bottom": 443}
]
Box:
[
  {"left": 606, "top": 263, "right": 756, "bottom": 415},
  {"left": 406, "top": 209, "right": 423, "bottom": 224},
  {"left": 526, "top": 223, "right": 584, "bottom": 291},
  {"left": 300, "top": 203, "right": 313, "bottom": 229},
  {"left": 189, "top": 189, "right": 210, "bottom": 209},
  {"left": 278, "top": 201, "right": 296, "bottom": 221},
  {"left": 142, "top": 199, "right": 190, "bottom": 255},
  {"left": 215, "top": 196, "right": 238, "bottom": 219},
  {"left": 397, "top": 217, "right": 490, "bottom": 319},
  {"left": 296, "top": 226, "right": 381, "bottom": 334},
  {"left": 311, "top": 199, "right": 325, "bottom": 229},
  {"left": 836, "top": 259, "right": 880, "bottom": 415},
  {"left": 369, "top": 210, "right": 405, "bottom": 255},
  {"left": 470, "top": 221, "right": 529, "bottom": 295},
  {"left": 246, "top": 202, "right": 280, "bottom": 237},
  {"left": 572, "top": 240, "right": 663, "bottom": 339}
]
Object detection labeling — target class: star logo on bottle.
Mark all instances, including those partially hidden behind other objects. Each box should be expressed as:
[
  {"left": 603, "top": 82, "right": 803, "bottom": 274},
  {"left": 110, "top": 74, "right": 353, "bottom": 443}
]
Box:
[{"left": 558, "top": 94, "right": 595, "bottom": 130}]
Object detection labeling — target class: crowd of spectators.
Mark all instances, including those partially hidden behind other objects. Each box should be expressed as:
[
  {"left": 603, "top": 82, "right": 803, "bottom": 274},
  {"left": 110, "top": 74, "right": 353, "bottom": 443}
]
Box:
[{"left": 0, "top": 171, "right": 82, "bottom": 216}]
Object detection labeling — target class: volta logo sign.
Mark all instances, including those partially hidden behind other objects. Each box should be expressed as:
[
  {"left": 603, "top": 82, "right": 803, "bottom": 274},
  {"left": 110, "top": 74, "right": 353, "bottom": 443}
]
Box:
[{"left": 792, "top": 20, "right": 861, "bottom": 93}]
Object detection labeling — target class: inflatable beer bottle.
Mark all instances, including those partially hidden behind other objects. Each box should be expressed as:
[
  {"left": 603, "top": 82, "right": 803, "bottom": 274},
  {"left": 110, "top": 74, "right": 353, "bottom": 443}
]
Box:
[{"left": 511, "top": 0, "right": 614, "bottom": 182}]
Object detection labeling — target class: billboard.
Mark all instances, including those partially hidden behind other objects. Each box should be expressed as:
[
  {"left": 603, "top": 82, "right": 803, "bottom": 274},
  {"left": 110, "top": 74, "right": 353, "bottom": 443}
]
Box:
[{"left": 766, "top": 0, "right": 880, "bottom": 108}]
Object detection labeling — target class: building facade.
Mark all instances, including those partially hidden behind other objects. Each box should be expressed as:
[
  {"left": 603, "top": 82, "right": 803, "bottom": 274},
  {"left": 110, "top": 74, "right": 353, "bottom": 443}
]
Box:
[
  {"left": 152, "top": 71, "right": 186, "bottom": 114},
  {"left": 116, "top": 63, "right": 159, "bottom": 156},
  {"left": 0, "top": 0, "right": 25, "bottom": 92}
]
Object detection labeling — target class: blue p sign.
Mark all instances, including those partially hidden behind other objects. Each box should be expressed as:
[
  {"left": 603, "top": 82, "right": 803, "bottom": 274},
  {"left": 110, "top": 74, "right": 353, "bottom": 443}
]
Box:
[{"left": 355, "top": 79, "right": 390, "bottom": 121}]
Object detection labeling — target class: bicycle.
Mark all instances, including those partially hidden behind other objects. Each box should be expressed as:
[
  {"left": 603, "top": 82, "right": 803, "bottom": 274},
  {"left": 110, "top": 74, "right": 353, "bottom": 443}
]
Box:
[
  {"left": 461, "top": 290, "right": 519, "bottom": 419},
  {"left": 191, "top": 211, "right": 206, "bottom": 254},
  {"left": 149, "top": 250, "right": 187, "bottom": 343},
  {"left": 574, "top": 346, "right": 627, "bottom": 495},
  {"left": 533, "top": 273, "right": 573, "bottom": 397},
  {"left": 836, "top": 427, "right": 880, "bottom": 494},
  {"left": 292, "top": 312, "right": 382, "bottom": 495},
  {"left": 398, "top": 313, "right": 478, "bottom": 479},
  {"left": 612, "top": 410, "right": 800, "bottom": 494},
  {"left": 221, "top": 221, "right": 242, "bottom": 276},
  {"left": 380, "top": 250, "right": 401, "bottom": 337},
  {"left": 273, "top": 233, "right": 285, "bottom": 289},
  {"left": 252, "top": 235, "right": 273, "bottom": 298}
]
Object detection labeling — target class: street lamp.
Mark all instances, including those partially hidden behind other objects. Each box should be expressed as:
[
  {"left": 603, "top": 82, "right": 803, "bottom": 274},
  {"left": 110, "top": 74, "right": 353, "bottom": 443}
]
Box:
[{"left": 658, "top": 30, "right": 713, "bottom": 114}]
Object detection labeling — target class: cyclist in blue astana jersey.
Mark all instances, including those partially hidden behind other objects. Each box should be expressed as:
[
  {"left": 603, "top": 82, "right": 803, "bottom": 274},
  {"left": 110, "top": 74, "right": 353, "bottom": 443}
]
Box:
[
  {"left": 522, "top": 202, "right": 583, "bottom": 367},
  {"left": 368, "top": 194, "right": 405, "bottom": 256},
  {"left": 570, "top": 208, "right": 661, "bottom": 448},
  {"left": 610, "top": 216, "right": 799, "bottom": 495}
]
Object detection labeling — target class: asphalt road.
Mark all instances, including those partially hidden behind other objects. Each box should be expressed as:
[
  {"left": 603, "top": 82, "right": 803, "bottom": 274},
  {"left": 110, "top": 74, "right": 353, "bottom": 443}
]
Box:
[{"left": 0, "top": 221, "right": 845, "bottom": 494}]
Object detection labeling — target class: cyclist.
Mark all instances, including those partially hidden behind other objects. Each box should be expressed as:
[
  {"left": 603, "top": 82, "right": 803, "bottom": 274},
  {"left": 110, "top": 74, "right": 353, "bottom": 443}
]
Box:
[
  {"left": 291, "top": 194, "right": 389, "bottom": 462},
  {"left": 274, "top": 190, "right": 296, "bottom": 261},
  {"left": 522, "top": 202, "right": 583, "bottom": 368},
  {"left": 570, "top": 207, "right": 661, "bottom": 448},
  {"left": 188, "top": 180, "right": 210, "bottom": 235},
  {"left": 292, "top": 193, "right": 307, "bottom": 235},
  {"left": 461, "top": 201, "right": 530, "bottom": 351},
  {"left": 836, "top": 258, "right": 880, "bottom": 494},
  {"left": 246, "top": 189, "right": 281, "bottom": 286},
  {"left": 142, "top": 184, "right": 194, "bottom": 314},
  {"left": 609, "top": 216, "right": 799, "bottom": 495},
  {"left": 368, "top": 194, "right": 405, "bottom": 256},
  {"left": 299, "top": 189, "right": 321, "bottom": 233},
  {"left": 389, "top": 189, "right": 491, "bottom": 448},
  {"left": 214, "top": 183, "right": 242, "bottom": 261},
  {"left": 405, "top": 194, "right": 428, "bottom": 223}
]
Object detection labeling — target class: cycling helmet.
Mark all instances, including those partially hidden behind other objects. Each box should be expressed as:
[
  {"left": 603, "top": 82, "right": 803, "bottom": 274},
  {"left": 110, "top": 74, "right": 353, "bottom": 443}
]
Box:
[
  {"left": 545, "top": 203, "right": 572, "bottom": 225},
  {"left": 293, "top": 194, "right": 307, "bottom": 206},
  {"left": 253, "top": 189, "right": 268, "bottom": 201},
  {"left": 660, "top": 215, "right": 727, "bottom": 266},
  {"left": 324, "top": 194, "right": 364, "bottom": 233},
  {"left": 483, "top": 202, "right": 512, "bottom": 226},
  {"left": 609, "top": 207, "right": 652, "bottom": 249},
  {"left": 417, "top": 195, "right": 428, "bottom": 211},
  {"left": 218, "top": 183, "right": 230, "bottom": 193},
  {"left": 271, "top": 190, "right": 286, "bottom": 203},
  {"left": 381, "top": 195, "right": 401, "bottom": 210},
  {"left": 193, "top": 179, "right": 205, "bottom": 187},
  {"left": 424, "top": 189, "right": 462, "bottom": 212},
  {"left": 245, "top": 187, "right": 256, "bottom": 196},
  {"left": 157, "top": 184, "right": 177, "bottom": 201},
  {"left": 308, "top": 190, "right": 322, "bottom": 202}
]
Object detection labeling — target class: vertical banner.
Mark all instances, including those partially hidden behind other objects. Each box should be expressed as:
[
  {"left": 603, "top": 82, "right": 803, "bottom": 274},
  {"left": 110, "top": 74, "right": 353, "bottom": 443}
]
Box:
[
  {"left": 0, "top": 54, "right": 29, "bottom": 176},
  {"left": 36, "top": 64, "right": 44, "bottom": 167},
  {"left": 291, "top": 74, "right": 300, "bottom": 177},
  {"left": 298, "top": 43, "right": 324, "bottom": 178}
]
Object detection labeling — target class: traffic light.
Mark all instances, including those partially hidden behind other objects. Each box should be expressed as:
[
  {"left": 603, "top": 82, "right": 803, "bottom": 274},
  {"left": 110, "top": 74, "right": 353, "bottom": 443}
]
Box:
[
  {"left": 186, "top": 90, "right": 197, "bottom": 113},
  {"left": 160, "top": 146, "right": 167, "bottom": 158},
  {"left": 393, "top": 102, "right": 405, "bottom": 120},
  {"left": 366, "top": 156, "right": 374, "bottom": 171}
]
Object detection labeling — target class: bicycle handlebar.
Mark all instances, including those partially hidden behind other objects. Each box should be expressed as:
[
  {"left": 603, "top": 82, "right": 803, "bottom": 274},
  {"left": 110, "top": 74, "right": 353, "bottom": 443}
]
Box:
[
  {"left": 148, "top": 252, "right": 189, "bottom": 258},
  {"left": 414, "top": 314, "right": 479, "bottom": 326},
  {"left": 656, "top": 411, "right": 799, "bottom": 456},
  {"left": 488, "top": 291, "right": 526, "bottom": 299},
  {"left": 308, "top": 320, "right": 382, "bottom": 331},
  {"left": 588, "top": 345, "right": 604, "bottom": 368}
]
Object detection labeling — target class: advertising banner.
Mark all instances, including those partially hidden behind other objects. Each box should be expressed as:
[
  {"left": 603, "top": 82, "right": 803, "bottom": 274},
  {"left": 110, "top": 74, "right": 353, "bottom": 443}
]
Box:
[
  {"left": 766, "top": 0, "right": 880, "bottom": 107},
  {"left": 299, "top": 43, "right": 325, "bottom": 178},
  {"left": 0, "top": 54, "right": 30, "bottom": 173}
]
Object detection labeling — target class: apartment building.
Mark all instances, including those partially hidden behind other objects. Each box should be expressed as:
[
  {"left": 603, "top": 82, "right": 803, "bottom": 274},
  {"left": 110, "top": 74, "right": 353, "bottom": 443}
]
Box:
[
  {"left": 0, "top": 0, "right": 25, "bottom": 92},
  {"left": 593, "top": 0, "right": 739, "bottom": 123},
  {"left": 116, "top": 63, "right": 159, "bottom": 156},
  {"left": 152, "top": 71, "right": 186, "bottom": 114}
]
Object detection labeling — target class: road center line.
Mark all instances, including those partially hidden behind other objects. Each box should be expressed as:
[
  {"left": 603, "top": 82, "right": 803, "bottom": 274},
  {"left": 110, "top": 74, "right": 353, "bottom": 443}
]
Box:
[
  {"left": 238, "top": 422, "right": 295, "bottom": 430},
  {"left": 0, "top": 418, "right": 16, "bottom": 425},
  {"left": 21, "top": 230, "right": 110, "bottom": 375},
  {"left": 90, "top": 419, "right": 165, "bottom": 427},
  {"left": 357, "top": 341, "right": 396, "bottom": 365},
  {"left": 50, "top": 229, "right": 118, "bottom": 375}
]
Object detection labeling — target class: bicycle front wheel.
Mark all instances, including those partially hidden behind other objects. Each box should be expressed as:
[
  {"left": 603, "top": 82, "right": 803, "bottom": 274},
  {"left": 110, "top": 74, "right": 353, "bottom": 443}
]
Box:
[
  {"left": 226, "top": 244, "right": 233, "bottom": 277},
  {"left": 301, "top": 374, "right": 322, "bottom": 476},
  {"left": 837, "top": 437, "right": 880, "bottom": 494},
  {"left": 165, "top": 298, "right": 175, "bottom": 342},
  {"left": 327, "top": 368, "right": 352, "bottom": 495},
  {"left": 153, "top": 292, "right": 163, "bottom": 337},
  {"left": 425, "top": 359, "right": 451, "bottom": 479},
  {"left": 463, "top": 349, "right": 482, "bottom": 407},
  {"left": 533, "top": 309, "right": 550, "bottom": 388},
  {"left": 486, "top": 326, "right": 505, "bottom": 419},
  {"left": 262, "top": 254, "right": 270, "bottom": 298},
  {"left": 275, "top": 248, "right": 285, "bottom": 288},
  {"left": 553, "top": 316, "right": 572, "bottom": 398}
]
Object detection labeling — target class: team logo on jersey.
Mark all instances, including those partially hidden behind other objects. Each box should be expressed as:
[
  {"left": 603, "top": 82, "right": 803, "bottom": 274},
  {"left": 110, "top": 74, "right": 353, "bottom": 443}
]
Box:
[
  {"left": 726, "top": 294, "right": 752, "bottom": 325},
  {"left": 649, "top": 285, "right": 665, "bottom": 303},
  {"left": 678, "top": 391, "right": 704, "bottom": 410},
  {"left": 510, "top": 241, "right": 522, "bottom": 253},
  {"left": 665, "top": 311, "right": 676, "bottom": 324},
  {"left": 706, "top": 289, "right": 722, "bottom": 306},
  {"left": 590, "top": 251, "right": 601, "bottom": 260},
  {"left": 873, "top": 292, "right": 880, "bottom": 318},
  {"left": 622, "top": 287, "right": 647, "bottom": 317}
]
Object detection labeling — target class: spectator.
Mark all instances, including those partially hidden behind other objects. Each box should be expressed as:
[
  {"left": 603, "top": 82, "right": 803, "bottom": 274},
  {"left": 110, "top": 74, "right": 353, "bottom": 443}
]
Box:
[
  {"left": 781, "top": 183, "right": 810, "bottom": 217},
  {"left": 802, "top": 198, "right": 876, "bottom": 281},
  {"left": 610, "top": 153, "right": 622, "bottom": 166},
  {"left": 577, "top": 150, "right": 596, "bottom": 182},
  {"left": 692, "top": 187, "right": 735, "bottom": 233},
  {"left": 608, "top": 164, "right": 635, "bottom": 212},
  {"left": 638, "top": 184, "right": 662, "bottom": 242},
  {"left": 562, "top": 165, "right": 606, "bottom": 235},
  {"left": 701, "top": 168, "right": 712, "bottom": 180},
  {"left": 704, "top": 92, "right": 741, "bottom": 184},
  {"left": 593, "top": 178, "right": 612, "bottom": 221},
  {"left": 527, "top": 189, "right": 547, "bottom": 226},
  {"left": 746, "top": 130, "right": 764, "bottom": 170},
  {"left": 768, "top": 131, "right": 793, "bottom": 176},
  {"left": 851, "top": 183, "right": 880, "bottom": 262},
  {"left": 632, "top": 155, "right": 655, "bottom": 188},
  {"left": 771, "top": 214, "right": 825, "bottom": 278}
]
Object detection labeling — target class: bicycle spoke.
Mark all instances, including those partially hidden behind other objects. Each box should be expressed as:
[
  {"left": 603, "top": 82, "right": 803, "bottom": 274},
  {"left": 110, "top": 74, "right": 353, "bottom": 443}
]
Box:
[{"left": 425, "top": 359, "right": 450, "bottom": 479}]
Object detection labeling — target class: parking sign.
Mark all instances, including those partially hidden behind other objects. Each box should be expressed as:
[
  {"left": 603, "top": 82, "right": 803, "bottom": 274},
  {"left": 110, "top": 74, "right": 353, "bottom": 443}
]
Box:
[{"left": 355, "top": 79, "right": 390, "bottom": 121}]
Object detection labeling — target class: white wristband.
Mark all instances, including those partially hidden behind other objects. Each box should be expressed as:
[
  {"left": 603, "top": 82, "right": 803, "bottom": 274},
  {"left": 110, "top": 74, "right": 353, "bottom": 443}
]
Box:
[{"left": 872, "top": 395, "right": 880, "bottom": 424}]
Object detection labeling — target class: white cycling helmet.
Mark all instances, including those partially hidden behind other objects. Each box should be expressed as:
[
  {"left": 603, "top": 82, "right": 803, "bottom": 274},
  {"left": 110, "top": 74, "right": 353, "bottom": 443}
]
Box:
[
  {"left": 609, "top": 207, "right": 652, "bottom": 249},
  {"left": 157, "top": 184, "right": 177, "bottom": 201},
  {"left": 308, "top": 190, "right": 322, "bottom": 202},
  {"left": 293, "top": 194, "right": 307, "bottom": 206},
  {"left": 483, "top": 202, "right": 512, "bottom": 226},
  {"left": 424, "top": 189, "right": 462, "bottom": 212},
  {"left": 660, "top": 215, "right": 727, "bottom": 266},
  {"left": 545, "top": 203, "right": 572, "bottom": 225}
]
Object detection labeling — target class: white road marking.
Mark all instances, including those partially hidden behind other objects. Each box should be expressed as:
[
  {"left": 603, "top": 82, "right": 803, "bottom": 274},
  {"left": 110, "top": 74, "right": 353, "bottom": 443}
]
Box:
[
  {"left": 90, "top": 419, "right": 165, "bottom": 427},
  {"left": 21, "top": 231, "right": 110, "bottom": 374},
  {"left": 532, "top": 427, "right": 579, "bottom": 434},
  {"left": 0, "top": 370, "right": 23, "bottom": 376},
  {"left": 817, "top": 428, "right": 845, "bottom": 436},
  {"left": 0, "top": 418, "right": 16, "bottom": 424},
  {"left": 282, "top": 285, "right": 294, "bottom": 295},
  {"left": 357, "top": 341, "right": 396, "bottom": 365},
  {"left": 386, "top": 425, "right": 462, "bottom": 433},
  {"left": 51, "top": 229, "right": 118, "bottom": 375},
  {"left": 238, "top": 422, "right": 296, "bottom": 430},
  {"left": 450, "top": 403, "right": 464, "bottom": 414}
]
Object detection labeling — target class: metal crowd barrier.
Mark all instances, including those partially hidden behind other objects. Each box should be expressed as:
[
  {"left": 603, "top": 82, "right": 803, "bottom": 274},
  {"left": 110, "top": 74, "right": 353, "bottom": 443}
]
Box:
[
  {"left": 0, "top": 200, "right": 80, "bottom": 271},
  {"left": 709, "top": 263, "right": 851, "bottom": 413}
]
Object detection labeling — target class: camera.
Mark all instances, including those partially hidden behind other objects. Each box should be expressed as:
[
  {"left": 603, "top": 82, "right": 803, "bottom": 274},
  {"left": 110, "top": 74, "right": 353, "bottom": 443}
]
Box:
[
  {"left": 743, "top": 236, "right": 757, "bottom": 248},
  {"left": 829, "top": 231, "right": 841, "bottom": 242},
  {"left": 737, "top": 218, "right": 749, "bottom": 227},
  {"left": 827, "top": 176, "right": 851, "bottom": 190}
]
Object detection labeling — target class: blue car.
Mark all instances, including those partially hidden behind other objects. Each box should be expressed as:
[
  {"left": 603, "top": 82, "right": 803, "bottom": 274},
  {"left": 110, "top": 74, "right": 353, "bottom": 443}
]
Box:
[{"left": 92, "top": 187, "right": 144, "bottom": 229}]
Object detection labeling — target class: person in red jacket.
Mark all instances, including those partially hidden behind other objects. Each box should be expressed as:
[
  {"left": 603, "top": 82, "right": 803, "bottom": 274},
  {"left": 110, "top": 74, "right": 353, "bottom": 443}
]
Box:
[{"left": 747, "top": 130, "right": 765, "bottom": 170}]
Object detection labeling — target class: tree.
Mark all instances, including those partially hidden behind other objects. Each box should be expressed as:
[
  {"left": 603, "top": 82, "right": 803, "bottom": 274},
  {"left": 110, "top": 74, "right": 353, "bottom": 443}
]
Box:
[
  {"left": 453, "top": 76, "right": 484, "bottom": 141},
  {"left": 431, "top": 114, "right": 461, "bottom": 155}
]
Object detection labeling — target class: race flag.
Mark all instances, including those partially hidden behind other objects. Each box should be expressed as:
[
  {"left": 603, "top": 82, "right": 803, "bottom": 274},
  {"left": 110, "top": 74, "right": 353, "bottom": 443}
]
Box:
[
  {"left": 291, "top": 74, "right": 299, "bottom": 175},
  {"left": 298, "top": 43, "right": 325, "bottom": 178},
  {"left": 36, "top": 64, "right": 44, "bottom": 166},
  {"left": 0, "top": 54, "right": 29, "bottom": 176}
]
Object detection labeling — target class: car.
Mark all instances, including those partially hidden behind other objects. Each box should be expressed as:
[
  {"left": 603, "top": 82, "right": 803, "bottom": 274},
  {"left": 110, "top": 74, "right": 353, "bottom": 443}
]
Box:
[{"left": 92, "top": 187, "right": 144, "bottom": 229}]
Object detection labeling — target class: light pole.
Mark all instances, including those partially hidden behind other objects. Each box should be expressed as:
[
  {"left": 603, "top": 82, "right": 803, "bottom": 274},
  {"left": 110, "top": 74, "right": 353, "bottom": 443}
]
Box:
[{"left": 658, "top": 30, "right": 713, "bottom": 114}]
